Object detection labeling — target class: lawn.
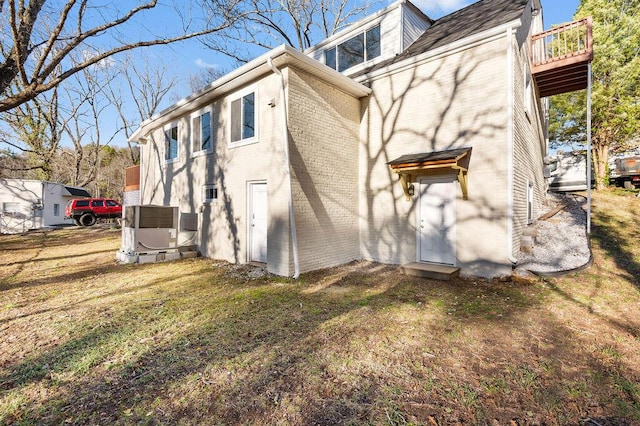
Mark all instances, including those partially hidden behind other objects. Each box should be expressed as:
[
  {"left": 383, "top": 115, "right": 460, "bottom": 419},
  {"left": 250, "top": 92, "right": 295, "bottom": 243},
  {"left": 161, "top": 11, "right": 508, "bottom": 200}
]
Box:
[{"left": 0, "top": 190, "right": 639, "bottom": 425}]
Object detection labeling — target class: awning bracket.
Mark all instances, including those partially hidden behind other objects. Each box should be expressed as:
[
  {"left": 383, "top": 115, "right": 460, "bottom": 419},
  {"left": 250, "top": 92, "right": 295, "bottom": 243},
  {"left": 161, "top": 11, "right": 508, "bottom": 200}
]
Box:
[{"left": 388, "top": 148, "right": 471, "bottom": 201}]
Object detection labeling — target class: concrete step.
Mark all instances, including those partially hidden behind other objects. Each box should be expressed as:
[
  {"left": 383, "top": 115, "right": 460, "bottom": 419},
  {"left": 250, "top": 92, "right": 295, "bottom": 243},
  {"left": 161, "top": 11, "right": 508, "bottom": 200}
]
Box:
[{"left": 401, "top": 262, "right": 461, "bottom": 281}]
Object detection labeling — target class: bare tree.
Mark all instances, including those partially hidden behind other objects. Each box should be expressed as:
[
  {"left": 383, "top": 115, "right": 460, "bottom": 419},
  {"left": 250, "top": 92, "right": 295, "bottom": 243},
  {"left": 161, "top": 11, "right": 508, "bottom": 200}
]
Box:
[
  {"left": 189, "top": 66, "right": 227, "bottom": 93},
  {"left": 105, "top": 54, "right": 178, "bottom": 164},
  {"left": 0, "top": 0, "right": 247, "bottom": 112},
  {"left": 0, "top": 85, "right": 63, "bottom": 179},
  {"left": 59, "top": 66, "right": 116, "bottom": 188},
  {"left": 202, "top": 0, "right": 378, "bottom": 62}
]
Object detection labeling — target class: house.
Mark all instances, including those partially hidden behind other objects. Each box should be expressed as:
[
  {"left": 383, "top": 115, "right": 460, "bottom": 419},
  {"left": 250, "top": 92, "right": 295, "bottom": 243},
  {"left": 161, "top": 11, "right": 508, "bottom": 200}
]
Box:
[
  {"left": 0, "top": 179, "right": 91, "bottom": 234},
  {"left": 126, "top": 0, "right": 592, "bottom": 278}
]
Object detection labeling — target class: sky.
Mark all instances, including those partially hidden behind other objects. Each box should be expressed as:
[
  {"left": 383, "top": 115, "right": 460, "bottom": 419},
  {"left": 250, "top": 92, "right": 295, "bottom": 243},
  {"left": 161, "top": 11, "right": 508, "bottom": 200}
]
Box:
[{"left": 1, "top": 0, "right": 583, "bottom": 151}]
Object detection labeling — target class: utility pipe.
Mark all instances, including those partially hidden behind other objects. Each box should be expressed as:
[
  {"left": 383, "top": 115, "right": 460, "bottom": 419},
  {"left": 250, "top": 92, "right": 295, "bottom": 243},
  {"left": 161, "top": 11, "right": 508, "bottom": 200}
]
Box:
[
  {"left": 267, "top": 56, "right": 300, "bottom": 278},
  {"left": 506, "top": 25, "right": 519, "bottom": 265}
]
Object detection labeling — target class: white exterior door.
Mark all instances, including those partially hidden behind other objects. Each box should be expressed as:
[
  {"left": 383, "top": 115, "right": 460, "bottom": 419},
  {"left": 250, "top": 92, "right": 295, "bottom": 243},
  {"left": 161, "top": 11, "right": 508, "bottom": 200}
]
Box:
[
  {"left": 249, "top": 182, "right": 267, "bottom": 263},
  {"left": 418, "top": 178, "right": 456, "bottom": 265}
]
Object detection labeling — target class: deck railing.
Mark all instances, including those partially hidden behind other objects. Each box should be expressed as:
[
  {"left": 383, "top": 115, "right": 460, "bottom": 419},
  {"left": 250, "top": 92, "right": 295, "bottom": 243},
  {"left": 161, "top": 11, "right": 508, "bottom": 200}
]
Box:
[
  {"left": 531, "top": 18, "right": 593, "bottom": 69},
  {"left": 124, "top": 165, "right": 140, "bottom": 192}
]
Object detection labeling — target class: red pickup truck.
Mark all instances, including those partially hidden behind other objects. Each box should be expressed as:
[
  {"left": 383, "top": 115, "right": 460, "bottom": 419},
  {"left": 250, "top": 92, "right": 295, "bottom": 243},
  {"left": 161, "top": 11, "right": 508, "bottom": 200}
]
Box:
[{"left": 64, "top": 198, "right": 123, "bottom": 226}]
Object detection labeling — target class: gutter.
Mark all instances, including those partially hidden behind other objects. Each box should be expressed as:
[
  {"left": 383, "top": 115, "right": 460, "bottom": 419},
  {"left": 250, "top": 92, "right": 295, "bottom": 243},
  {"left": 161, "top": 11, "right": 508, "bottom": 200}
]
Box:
[
  {"left": 267, "top": 56, "right": 300, "bottom": 279},
  {"left": 506, "top": 24, "right": 520, "bottom": 265}
]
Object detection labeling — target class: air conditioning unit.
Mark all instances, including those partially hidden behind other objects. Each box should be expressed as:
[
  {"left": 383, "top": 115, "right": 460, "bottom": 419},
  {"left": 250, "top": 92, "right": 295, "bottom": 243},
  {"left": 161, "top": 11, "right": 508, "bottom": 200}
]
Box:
[
  {"left": 117, "top": 205, "right": 200, "bottom": 264},
  {"left": 119, "top": 204, "right": 178, "bottom": 254}
]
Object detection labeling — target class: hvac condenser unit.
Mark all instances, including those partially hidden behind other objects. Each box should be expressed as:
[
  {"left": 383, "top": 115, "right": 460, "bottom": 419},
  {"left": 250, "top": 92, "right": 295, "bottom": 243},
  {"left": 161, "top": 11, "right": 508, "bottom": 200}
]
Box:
[{"left": 120, "top": 205, "right": 179, "bottom": 254}]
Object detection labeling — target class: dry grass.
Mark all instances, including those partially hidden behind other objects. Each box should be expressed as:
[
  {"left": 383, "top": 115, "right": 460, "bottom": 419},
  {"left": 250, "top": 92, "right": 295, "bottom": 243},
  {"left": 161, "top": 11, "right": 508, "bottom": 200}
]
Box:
[{"left": 0, "top": 190, "right": 639, "bottom": 425}]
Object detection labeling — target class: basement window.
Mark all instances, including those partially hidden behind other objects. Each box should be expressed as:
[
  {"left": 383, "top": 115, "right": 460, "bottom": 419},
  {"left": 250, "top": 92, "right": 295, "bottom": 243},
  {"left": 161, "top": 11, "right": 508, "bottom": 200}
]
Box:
[
  {"left": 527, "top": 180, "right": 534, "bottom": 224},
  {"left": 203, "top": 184, "right": 218, "bottom": 204}
]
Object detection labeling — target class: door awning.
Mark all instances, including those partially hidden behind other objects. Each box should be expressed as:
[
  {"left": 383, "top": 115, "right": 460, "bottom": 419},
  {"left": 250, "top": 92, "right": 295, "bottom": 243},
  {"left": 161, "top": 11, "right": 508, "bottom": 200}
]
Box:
[{"left": 388, "top": 147, "right": 471, "bottom": 201}]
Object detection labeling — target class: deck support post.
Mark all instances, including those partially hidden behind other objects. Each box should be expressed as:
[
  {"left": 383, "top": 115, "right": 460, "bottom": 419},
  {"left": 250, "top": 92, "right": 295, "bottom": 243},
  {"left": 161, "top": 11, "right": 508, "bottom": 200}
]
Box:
[{"left": 586, "top": 62, "right": 592, "bottom": 234}]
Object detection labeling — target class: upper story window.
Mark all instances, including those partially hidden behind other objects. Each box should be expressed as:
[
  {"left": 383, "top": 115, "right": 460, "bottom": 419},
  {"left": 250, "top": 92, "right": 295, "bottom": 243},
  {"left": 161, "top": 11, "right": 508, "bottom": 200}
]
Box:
[
  {"left": 165, "top": 122, "right": 179, "bottom": 161},
  {"left": 229, "top": 90, "right": 257, "bottom": 147},
  {"left": 192, "top": 109, "right": 213, "bottom": 155},
  {"left": 325, "top": 25, "right": 381, "bottom": 72}
]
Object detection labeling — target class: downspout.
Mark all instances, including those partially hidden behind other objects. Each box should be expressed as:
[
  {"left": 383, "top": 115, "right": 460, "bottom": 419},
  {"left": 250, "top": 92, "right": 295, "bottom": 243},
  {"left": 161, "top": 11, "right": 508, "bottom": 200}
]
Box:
[
  {"left": 267, "top": 56, "right": 300, "bottom": 278},
  {"left": 506, "top": 25, "right": 518, "bottom": 265}
]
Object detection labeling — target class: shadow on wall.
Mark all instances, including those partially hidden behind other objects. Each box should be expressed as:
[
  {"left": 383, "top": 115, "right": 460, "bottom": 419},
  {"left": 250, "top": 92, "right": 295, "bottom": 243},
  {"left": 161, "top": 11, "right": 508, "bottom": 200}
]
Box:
[{"left": 361, "top": 46, "right": 511, "bottom": 271}]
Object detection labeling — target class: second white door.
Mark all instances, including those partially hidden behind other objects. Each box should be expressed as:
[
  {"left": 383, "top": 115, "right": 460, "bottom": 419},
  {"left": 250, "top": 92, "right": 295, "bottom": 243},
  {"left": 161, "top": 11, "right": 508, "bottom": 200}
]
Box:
[{"left": 418, "top": 177, "right": 456, "bottom": 265}]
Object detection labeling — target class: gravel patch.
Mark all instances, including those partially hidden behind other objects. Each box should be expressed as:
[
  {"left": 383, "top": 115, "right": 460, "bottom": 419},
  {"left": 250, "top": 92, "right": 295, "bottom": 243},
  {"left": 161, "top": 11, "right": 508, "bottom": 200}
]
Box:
[{"left": 517, "top": 192, "right": 592, "bottom": 274}]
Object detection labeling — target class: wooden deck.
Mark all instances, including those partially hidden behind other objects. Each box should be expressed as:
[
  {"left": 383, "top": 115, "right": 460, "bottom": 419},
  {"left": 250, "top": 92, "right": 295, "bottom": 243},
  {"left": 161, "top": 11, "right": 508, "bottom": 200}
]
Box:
[{"left": 531, "top": 18, "right": 593, "bottom": 97}]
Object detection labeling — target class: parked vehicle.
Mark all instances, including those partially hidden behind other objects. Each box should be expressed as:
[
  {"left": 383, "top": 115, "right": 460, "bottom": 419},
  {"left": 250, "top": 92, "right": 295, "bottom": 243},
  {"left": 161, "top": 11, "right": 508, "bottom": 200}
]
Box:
[
  {"left": 609, "top": 156, "right": 640, "bottom": 189},
  {"left": 64, "top": 198, "right": 122, "bottom": 226}
]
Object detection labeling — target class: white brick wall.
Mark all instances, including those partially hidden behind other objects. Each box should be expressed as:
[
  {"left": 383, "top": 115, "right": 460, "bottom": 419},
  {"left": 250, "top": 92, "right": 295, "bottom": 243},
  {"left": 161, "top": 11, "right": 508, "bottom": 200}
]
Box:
[{"left": 287, "top": 68, "right": 362, "bottom": 273}]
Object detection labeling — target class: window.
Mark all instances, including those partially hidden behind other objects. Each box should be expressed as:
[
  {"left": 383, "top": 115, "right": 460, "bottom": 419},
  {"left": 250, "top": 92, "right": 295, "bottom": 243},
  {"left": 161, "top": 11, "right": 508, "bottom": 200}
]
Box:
[
  {"left": 324, "top": 25, "right": 382, "bottom": 72},
  {"left": 165, "top": 123, "right": 179, "bottom": 161},
  {"left": 230, "top": 91, "right": 256, "bottom": 146},
  {"left": 91, "top": 200, "right": 104, "bottom": 207},
  {"left": 524, "top": 66, "right": 533, "bottom": 118},
  {"left": 203, "top": 184, "right": 218, "bottom": 204},
  {"left": 75, "top": 200, "right": 90, "bottom": 207},
  {"left": 2, "top": 202, "right": 20, "bottom": 214},
  {"left": 53, "top": 204, "right": 60, "bottom": 216},
  {"left": 325, "top": 47, "right": 336, "bottom": 70},
  {"left": 106, "top": 200, "right": 120, "bottom": 207},
  {"left": 527, "top": 181, "right": 534, "bottom": 224},
  {"left": 339, "top": 33, "right": 364, "bottom": 72},
  {"left": 192, "top": 109, "right": 212, "bottom": 154},
  {"left": 365, "top": 26, "right": 381, "bottom": 60}
]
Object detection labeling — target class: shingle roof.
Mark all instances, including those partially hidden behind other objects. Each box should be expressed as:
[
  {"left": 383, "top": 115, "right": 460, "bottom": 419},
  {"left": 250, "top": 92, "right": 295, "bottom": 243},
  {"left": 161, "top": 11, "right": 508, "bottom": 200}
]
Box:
[
  {"left": 65, "top": 186, "right": 91, "bottom": 197},
  {"left": 388, "top": 147, "right": 471, "bottom": 166},
  {"left": 355, "top": 0, "right": 528, "bottom": 78}
]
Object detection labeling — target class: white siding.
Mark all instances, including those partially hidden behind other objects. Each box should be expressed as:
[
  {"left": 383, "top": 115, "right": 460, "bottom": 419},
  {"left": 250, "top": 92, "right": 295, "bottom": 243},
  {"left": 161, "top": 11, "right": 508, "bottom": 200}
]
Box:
[
  {"left": 402, "top": 4, "right": 431, "bottom": 50},
  {"left": 511, "top": 0, "right": 547, "bottom": 255},
  {"left": 139, "top": 74, "right": 291, "bottom": 275},
  {"left": 359, "top": 36, "right": 512, "bottom": 277}
]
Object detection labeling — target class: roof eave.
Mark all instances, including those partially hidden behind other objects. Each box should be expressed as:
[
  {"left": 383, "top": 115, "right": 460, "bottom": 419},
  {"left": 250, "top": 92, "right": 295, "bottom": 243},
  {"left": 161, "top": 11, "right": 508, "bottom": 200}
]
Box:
[{"left": 129, "top": 45, "right": 371, "bottom": 144}]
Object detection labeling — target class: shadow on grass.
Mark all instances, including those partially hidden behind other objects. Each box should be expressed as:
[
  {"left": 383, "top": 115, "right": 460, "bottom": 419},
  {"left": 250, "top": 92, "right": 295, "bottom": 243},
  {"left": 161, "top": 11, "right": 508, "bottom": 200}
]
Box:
[
  {"left": 591, "top": 206, "right": 640, "bottom": 289},
  {"left": 1, "top": 261, "right": 639, "bottom": 424},
  {"left": 0, "top": 262, "right": 544, "bottom": 425}
]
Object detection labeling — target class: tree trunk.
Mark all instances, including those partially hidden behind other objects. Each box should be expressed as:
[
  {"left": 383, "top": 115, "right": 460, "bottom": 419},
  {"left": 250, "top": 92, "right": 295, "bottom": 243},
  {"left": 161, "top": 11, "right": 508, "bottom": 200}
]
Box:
[{"left": 592, "top": 144, "right": 609, "bottom": 190}]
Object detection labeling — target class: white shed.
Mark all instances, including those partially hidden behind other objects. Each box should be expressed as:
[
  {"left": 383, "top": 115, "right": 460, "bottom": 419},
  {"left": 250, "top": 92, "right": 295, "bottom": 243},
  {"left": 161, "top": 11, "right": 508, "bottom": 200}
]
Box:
[{"left": 0, "top": 179, "right": 91, "bottom": 234}]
